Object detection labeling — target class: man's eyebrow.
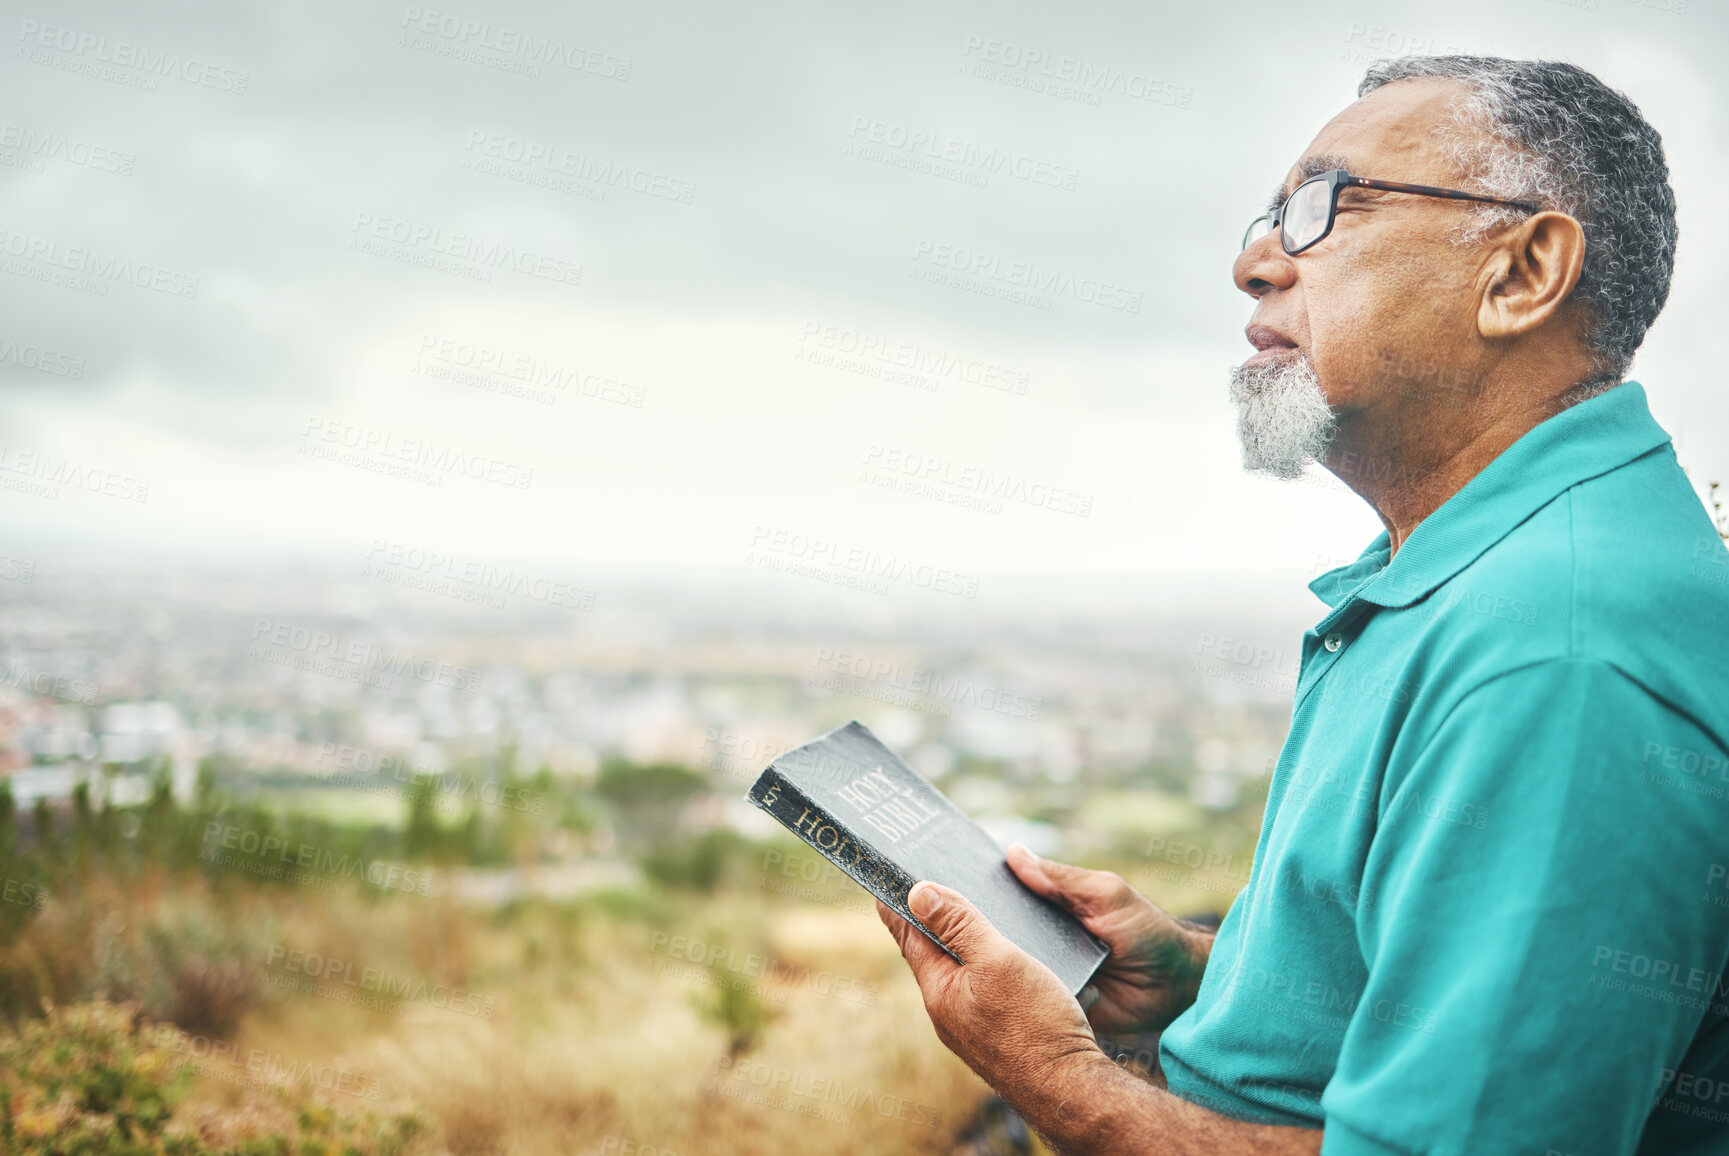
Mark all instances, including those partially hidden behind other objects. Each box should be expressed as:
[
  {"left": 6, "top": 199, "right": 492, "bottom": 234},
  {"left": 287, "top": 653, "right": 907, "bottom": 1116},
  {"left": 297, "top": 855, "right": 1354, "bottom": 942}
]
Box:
[{"left": 1265, "top": 153, "right": 1354, "bottom": 213}]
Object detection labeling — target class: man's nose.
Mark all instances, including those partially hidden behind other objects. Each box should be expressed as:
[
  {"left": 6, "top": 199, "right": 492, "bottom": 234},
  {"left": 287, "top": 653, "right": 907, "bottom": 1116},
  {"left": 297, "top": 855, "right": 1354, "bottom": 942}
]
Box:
[{"left": 1233, "top": 234, "right": 1297, "bottom": 297}]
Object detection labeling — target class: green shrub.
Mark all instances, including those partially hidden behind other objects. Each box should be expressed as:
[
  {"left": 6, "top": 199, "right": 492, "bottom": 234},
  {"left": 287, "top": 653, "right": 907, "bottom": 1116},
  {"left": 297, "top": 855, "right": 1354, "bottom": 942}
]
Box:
[
  {"left": 0, "top": 999, "right": 427, "bottom": 1155},
  {"left": 594, "top": 763, "right": 705, "bottom": 849},
  {"left": 692, "top": 963, "right": 771, "bottom": 1058},
  {"left": 640, "top": 830, "right": 749, "bottom": 893}
]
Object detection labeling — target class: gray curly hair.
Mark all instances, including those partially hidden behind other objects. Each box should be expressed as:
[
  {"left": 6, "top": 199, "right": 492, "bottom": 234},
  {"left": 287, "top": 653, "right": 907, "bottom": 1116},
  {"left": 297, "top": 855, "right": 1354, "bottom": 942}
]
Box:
[{"left": 1358, "top": 56, "right": 1677, "bottom": 392}]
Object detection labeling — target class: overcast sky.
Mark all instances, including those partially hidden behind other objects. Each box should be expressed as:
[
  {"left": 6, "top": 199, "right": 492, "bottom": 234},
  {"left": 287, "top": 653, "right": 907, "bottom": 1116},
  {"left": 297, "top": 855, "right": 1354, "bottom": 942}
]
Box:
[{"left": 2, "top": 0, "right": 1723, "bottom": 614}]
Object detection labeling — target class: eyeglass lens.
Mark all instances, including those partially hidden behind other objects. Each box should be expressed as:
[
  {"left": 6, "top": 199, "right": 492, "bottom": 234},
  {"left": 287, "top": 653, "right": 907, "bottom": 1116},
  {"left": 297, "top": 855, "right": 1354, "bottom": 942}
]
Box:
[
  {"left": 1281, "top": 178, "right": 1332, "bottom": 252},
  {"left": 1242, "top": 216, "right": 1276, "bottom": 249}
]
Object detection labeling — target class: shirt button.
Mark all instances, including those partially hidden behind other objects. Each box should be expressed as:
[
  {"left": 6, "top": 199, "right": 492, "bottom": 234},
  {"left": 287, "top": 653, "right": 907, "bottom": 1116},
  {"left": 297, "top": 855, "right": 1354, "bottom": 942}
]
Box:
[{"left": 1323, "top": 632, "right": 1343, "bottom": 652}]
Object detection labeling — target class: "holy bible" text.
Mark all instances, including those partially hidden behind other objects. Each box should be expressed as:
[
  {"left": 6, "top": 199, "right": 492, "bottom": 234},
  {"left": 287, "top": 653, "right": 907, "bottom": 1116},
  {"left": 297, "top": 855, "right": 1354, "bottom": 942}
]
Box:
[{"left": 746, "top": 721, "right": 1107, "bottom": 996}]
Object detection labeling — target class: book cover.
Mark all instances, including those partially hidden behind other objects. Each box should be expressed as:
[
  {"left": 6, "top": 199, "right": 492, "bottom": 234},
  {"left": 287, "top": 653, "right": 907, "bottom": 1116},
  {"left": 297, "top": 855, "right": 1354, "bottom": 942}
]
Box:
[{"left": 745, "top": 720, "right": 1107, "bottom": 996}]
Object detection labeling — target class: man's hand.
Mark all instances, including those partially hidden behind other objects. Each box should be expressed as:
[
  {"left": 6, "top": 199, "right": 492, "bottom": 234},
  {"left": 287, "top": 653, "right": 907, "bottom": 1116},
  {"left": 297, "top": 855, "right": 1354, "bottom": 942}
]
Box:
[
  {"left": 875, "top": 882, "right": 1105, "bottom": 1112},
  {"left": 878, "top": 876, "right": 1322, "bottom": 1155},
  {"left": 1007, "top": 843, "right": 1212, "bottom": 1035}
]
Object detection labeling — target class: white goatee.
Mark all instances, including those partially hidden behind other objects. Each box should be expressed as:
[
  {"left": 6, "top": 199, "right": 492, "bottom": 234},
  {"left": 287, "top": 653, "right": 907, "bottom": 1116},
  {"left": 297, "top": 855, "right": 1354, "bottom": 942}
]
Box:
[{"left": 1227, "top": 350, "right": 1337, "bottom": 480}]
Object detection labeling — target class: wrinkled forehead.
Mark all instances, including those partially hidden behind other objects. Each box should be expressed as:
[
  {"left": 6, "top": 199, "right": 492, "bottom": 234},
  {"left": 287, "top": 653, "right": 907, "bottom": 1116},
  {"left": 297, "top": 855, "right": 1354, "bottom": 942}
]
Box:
[{"left": 1268, "top": 77, "right": 1472, "bottom": 209}]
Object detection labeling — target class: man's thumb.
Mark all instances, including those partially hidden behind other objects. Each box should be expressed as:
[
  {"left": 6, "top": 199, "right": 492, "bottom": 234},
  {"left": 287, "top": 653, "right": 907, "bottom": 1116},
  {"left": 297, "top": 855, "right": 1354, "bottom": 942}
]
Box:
[
  {"left": 1007, "top": 843, "right": 1120, "bottom": 918},
  {"left": 909, "top": 881, "right": 1002, "bottom": 964}
]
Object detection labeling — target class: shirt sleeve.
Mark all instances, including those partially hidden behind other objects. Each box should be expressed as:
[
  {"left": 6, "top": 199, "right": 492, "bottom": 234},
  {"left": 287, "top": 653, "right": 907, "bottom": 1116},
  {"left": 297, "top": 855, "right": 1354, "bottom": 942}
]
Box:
[{"left": 1319, "top": 657, "right": 1729, "bottom": 1156}]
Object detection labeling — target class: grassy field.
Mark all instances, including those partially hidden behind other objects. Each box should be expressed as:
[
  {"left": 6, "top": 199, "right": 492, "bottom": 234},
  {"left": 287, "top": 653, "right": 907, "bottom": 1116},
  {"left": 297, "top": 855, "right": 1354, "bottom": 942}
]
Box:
[{"left": 0, "top": 768, "right": 1249, "bottom": 1154}]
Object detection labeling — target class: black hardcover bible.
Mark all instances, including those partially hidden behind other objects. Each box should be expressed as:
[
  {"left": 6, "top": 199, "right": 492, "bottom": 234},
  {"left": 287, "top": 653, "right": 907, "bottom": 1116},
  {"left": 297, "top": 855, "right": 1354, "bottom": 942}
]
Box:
[{"left": 745, "top": 720, "right": 1107, "bottom": 996}]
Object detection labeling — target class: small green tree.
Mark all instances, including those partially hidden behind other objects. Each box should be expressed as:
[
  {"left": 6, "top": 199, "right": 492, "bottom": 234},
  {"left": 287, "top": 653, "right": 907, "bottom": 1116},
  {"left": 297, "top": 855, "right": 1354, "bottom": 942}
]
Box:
[
  {"left": 0, "top": 782, "right": 14, "bottom": 858},
  {"left": 30, "top": 798, "right": 53, "bottom": 862},
  {"left": 594, "top": 762, "right": 705, "bottom": 850},
  {"left": 694, "top": 963, "right": 771, "bottom": 1057},
  {"left": 403, "top": 773, "right": 440, "bottom": 859}
]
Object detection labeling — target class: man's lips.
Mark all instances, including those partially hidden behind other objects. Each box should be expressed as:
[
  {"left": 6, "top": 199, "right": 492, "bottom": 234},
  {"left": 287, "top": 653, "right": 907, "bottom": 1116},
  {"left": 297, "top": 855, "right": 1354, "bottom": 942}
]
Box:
[
  {"left": 1245, "top": 323, "right": 1298, "bottom": 353},
  {"left": 1243, "top": 323, "right": 1300, "bottom": 364}
]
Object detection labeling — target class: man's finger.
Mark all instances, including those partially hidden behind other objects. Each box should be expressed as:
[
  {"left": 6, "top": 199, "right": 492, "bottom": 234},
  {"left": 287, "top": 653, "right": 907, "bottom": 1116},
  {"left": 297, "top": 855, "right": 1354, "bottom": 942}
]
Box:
[
  {"left": 878, "top": 897, "right": 958, "bottom": 980},
  {"left": 876, "top": 899, "right": 927, "bottom": 957},
  {"left": 1007, "top": 843, "right": 1131, "bottom": 920},
  {"left": 875, "top": 898, "right": 906, "bottom": 947},
  {"left": 909, "top": 881, "right": 1012, "bottom": 965}
]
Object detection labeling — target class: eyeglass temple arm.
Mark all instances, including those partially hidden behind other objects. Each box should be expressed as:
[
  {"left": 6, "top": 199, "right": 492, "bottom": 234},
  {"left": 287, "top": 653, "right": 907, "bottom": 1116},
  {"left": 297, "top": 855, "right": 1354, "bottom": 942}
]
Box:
[{"left": 1346, "top": 175, "right": 1540, "bottom": 213}]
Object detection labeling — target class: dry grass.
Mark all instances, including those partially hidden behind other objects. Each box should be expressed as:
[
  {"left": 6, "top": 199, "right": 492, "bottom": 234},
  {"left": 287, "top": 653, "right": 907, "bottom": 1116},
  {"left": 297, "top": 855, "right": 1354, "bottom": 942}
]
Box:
[
  {"left": 25, "top": 868, "right": 993, "bottom": 1154},
  {"left": 5, "top": 822, "right": 1238, "bottom": 1156}
]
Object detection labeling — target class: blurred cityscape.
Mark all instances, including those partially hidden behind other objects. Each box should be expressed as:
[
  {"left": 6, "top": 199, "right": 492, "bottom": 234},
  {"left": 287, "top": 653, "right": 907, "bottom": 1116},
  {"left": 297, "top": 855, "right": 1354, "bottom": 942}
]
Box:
[{"left": 0, "top": 557, "right": 1303, "bottom": 859}]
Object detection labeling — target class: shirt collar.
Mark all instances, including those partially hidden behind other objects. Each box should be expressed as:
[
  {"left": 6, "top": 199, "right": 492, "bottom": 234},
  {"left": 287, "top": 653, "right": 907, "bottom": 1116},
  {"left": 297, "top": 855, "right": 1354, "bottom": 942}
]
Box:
[{"left": 1309, "top": 381, "right": 1672, "bottom": 612}]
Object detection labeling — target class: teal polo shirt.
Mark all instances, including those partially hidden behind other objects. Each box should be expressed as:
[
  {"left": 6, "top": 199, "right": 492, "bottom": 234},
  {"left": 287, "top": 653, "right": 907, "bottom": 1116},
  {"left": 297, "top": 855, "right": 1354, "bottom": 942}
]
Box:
[{"left": 1158, "top": 382, "right": 1729, "bottom": 1154}]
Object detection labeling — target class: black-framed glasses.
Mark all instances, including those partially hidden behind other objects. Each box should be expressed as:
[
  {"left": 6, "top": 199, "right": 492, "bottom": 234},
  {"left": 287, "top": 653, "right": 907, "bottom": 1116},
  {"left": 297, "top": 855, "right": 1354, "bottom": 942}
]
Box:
[{"left": 1242, "top": 169, "right": 1541, "bottom": 255}]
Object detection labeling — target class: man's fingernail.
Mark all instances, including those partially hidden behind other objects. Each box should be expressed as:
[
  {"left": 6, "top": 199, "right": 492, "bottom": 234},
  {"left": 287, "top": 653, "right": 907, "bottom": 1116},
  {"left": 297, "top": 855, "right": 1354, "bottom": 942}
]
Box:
[
  {"left": 909, "top": 884, "right": 942, "bottom": 918},
  {"left": 1079, "top": 984, "right": 1100, "bottom": 1010}
]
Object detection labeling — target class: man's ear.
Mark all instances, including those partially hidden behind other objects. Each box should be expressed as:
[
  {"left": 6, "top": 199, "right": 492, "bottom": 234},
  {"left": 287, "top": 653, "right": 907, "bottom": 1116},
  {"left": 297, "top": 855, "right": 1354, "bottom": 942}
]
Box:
[{"left": 1477, "top": 210, "right": 1587, "bottom": 341}]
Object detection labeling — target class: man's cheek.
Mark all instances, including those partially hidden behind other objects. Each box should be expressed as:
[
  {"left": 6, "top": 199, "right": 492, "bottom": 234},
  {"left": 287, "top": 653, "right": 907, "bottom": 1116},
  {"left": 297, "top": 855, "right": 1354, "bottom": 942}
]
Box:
[{"left": 1312, "top": 300, "right": 1404, "bottom": 405}]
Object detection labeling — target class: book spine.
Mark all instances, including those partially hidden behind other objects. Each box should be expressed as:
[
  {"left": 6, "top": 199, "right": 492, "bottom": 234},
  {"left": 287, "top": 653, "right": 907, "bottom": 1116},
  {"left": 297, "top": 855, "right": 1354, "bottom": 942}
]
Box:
[{"left": 747, "top": 768, "right": 959, "bottom": 962}]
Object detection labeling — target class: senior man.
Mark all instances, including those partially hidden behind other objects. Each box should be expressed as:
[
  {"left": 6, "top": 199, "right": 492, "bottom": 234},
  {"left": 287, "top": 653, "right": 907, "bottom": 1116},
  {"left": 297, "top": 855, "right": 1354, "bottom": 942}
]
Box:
[{"left": 877, "top": 55, "right": 1729, "bottom": 1154}]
